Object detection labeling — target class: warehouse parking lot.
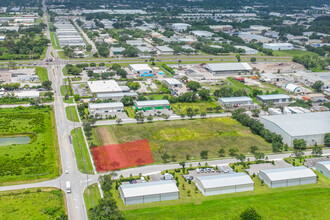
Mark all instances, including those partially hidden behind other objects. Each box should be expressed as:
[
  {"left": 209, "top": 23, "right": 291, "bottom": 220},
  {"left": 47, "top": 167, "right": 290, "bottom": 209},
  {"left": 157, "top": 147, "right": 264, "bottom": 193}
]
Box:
[{"left": 245, "top": 160, "right": 292, "bottom": 175}]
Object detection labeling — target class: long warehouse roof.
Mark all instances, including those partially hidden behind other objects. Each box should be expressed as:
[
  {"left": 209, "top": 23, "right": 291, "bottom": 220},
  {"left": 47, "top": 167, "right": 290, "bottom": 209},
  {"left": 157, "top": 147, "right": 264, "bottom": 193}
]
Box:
[
  {"left": 196, "top": 173, "right": 254, "bottom": 189},
  {"left": 89, "top": 102, "right": 124, "bottom": 109},
  {"left": 260, "top": 112, "right": 330, "bottom": 136},
  {"left": 135, "top": 100, "right": 170, "bottom": 107},
  {"left": 205, "top": 63, "right": 252, "bottom": 72},
  {"left": 120, "top": 181, "right": 179, "bottom": 198},
  {"left": 260, "top": 166, "right": 316, "bottom": 181}
]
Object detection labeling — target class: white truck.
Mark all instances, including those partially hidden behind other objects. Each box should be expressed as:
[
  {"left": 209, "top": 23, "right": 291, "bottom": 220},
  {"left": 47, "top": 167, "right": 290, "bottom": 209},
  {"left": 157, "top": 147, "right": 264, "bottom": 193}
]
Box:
[{"left": 66, "top": 181, "right": 71, "bottom": 194}]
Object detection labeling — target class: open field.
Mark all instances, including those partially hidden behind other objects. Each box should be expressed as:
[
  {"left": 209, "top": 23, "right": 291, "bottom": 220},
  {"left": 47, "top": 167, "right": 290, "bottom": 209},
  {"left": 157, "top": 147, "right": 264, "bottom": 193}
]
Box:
[
  {"left": 65, "top": 106, "right": 79, "bottom": 122},
  {"left": 93, "top": 117, "right": 271, "bottom": 162},
  {"left": 123, "top": 170, "right": 330, "bottom": 219},
  {"left": 171, "top": 102, "right": 221, "bottom": 115},
  {"left": 273, "top": 50, "right": 319, "bottom": 57},
  {"left": 35, "top": 67, "right": 49, "bottom": 82},
  {"left": 0, "top": 106, "right": 60, "bottom": 185},
  {"left": 71, "top": 128, "right": 94, "bottom": 174},
  {"left": 84, "top": 183, "right": 101, "bottom": 212},
  {"left": 0, "top": 188, "right": 67, "bottom": 220}
]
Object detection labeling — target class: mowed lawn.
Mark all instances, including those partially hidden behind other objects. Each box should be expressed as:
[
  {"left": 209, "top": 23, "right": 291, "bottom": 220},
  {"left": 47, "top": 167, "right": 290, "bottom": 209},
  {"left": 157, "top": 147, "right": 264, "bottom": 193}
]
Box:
[
  {"left": 0, "top": 188, "right": 67, "bottom": 220},
  {"left": 66, "top": 106, "right": 79, "bottom": 122},
  {"left": 124, "top": 187, "right": 330, "bottom": 220},
  {"left": 0, "top": 106, "right": 60, "bottom": 185},
  {"left": 84, "top": 183, "right": 101, "bottom": 212},
  {"left": 35, "top": 67, "right": 49, "bottom": 82},
  {"left": 94, "top": 117, "right": 272, "bottom": 162}
]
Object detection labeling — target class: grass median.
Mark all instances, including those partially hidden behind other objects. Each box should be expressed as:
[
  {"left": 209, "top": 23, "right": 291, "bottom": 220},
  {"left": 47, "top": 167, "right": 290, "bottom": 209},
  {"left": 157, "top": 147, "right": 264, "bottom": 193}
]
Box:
[
  {"left": 84, "top": 183, "right": 101, "bottom": 212},
  {"left": 71, "top": 127, "right": 94, "bottom": 174},
  {"left": 65, "top": 106, "right": 79, "bottom": 122}
]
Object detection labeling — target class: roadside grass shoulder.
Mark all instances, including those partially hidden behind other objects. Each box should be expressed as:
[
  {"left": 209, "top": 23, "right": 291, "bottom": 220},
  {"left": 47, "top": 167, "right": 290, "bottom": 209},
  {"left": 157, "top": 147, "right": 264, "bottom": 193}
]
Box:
[
  {"left": 83, "top": 183, "right": 101, "bottom": 211},
  {"left": 65, "top": 106, "right": 79, "bottom": 122},
  {"left": 71, "top": 128, "right": 94, "bottom": 174}
]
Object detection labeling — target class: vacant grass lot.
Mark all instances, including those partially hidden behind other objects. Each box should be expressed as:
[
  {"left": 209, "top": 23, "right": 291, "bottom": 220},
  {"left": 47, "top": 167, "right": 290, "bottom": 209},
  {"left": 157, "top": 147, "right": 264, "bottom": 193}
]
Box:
[
  {"left": 123, "top": 171, "right": 330, "bottom": 220},
  {"left": 171, "top": 102, "right": 221, "bottom": 115},
  {"left": 0, "top": 188, "right": 67, "bottom": 219},
  {"left": 0, "top": 106, "right": 60, "bottom": 185},
  {"left": 71, "top": 128, "right": 94, "bottom": 174},
  {"left": 273, "top": 50, "right": 319, "bottom": 57},
  {"left": 84, "top": 183, "right": 101, "bottom": 212},
  {"left": 93, "top": 118, "right": 271, "bottom": 162},
  {"left": 66, "top": 106, "right": 79, "bottom": 122},
  {"left": 35, "top": 67, "right": 49, "bottom": 82}
]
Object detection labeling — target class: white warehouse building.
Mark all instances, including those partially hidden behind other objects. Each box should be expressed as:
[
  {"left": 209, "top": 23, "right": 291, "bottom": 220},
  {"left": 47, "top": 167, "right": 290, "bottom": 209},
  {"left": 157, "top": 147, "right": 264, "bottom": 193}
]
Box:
[
  {"left": 260, "top": 112, "right": 330, "bottom": 147},
  {"left": 88, "top": 102, "right": 124, "bottom": 118},
  {"left": 285, "top": 83, "right": 302, "bottom": 93},
  {"left": 263, "top": 43, "right": 293, "bottom": 50},
  {"left": 218, "top": 96, "right": 253, "bottom": 107},
  {"left": 195, "top": 173, "right": 254, "bottom": 196},
  {"left": 119, "top": 181, "right": 179, "bottom": 205},
  {"left": 315, "top": 161, "right": 330, "bottom": 178},
  {"left": 205, "top": 63, "right": 252, "bottom": 74},
  {"left": 258, "top": 166, "right": 317, "bottom": 188},
  {"left": 129, "top": 64, "right": 153, "bottom": 74},
  {"left": 171, "top": 23, "right": 191, "bottom": 31}
]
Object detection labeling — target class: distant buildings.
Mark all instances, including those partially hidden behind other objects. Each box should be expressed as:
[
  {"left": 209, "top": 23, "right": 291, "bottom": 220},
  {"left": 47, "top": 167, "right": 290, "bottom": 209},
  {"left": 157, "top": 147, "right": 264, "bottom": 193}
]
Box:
[
  {"left": 204, "top": 63, "right": 252, "bottom": 74},
  {"left": 155, "top": 46, "right": 174, "bottom": 55},
  {"left": 234, "top": 46, "right": 258, "bottom": 55},
  {"left": 238, "top": 32, "right": 272, "bottom": 43},
  {"left": 263, "top": 43, "right": 293, "bottom": 50},
  {"left": 209, "top": 25, "right": 233, "bottom": 32},
  {"left": 171, "top": 23, "right": 191, "bottom": 31},
  {"left": 218, "top": 97, "right": 253, "bottom": 107}
]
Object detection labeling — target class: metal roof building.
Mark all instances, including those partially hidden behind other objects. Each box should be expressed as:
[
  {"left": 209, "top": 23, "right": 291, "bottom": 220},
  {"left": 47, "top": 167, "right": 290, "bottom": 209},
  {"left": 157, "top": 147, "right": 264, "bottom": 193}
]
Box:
[
  {"left": 218, "top": 96, "right": 253, "bottom": 107},
  {"left": 285, "top": 83, "right": 302, "bottom": 93},
  {"left": 256, "top": 94, "right": 291, "bottom": 104},
  {"left": 260, "top": 112, "right": 330, "bottom": 147},
  {"left": 163, "top": 78, "right": 182, "bottom": 88},
  {"left": 234, "top": 46, "right": 258, "bottom": 55},
  {"left": 96, "top": 92, "right": 138, "bottom": 101},
  {"left": 263, "top": 43, "right": 293, "bottom": 50},
  {"left": 155, "top": 46, "right": 174, "bottom": 55},
  {"left": 315, "top": 161, "right": 330, "bottom": 178},
  {"left": 134, "top": 100, "right": 170, "bottom": 110},
  {"left": 87, "top": 80, "right": 122, "bottom": 94},
  {"left": 119, "top": 181, "right": 179, "bottom": 205},
  {"left": 205, "top": 63, "right": 252, "bottom": 74},
  {"left": 195, "top": 173, "right": 254, "bottom": 196},
  {"left": 129, "top": 64, "right": 153, "bottom": 74},
  {"left": 258, "top": 166, "right": 317, "bottom": 188}
]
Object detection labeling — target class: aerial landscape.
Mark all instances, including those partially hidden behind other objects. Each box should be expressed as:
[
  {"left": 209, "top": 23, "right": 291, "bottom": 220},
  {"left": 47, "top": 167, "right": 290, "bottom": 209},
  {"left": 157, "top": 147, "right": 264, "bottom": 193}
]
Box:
[{"left": 0, "top": 0, "right": 330, "bottom": 219}]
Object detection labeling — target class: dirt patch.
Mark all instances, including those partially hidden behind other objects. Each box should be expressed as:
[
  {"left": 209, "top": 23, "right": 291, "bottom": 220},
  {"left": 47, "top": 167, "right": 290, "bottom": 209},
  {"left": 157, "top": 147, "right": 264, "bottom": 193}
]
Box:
[
  {"left": 96, "top": 127, "right": 118, "bottom": 145},
  {"left": 251, "top": 62, "right": 305, "bottom": 73}
]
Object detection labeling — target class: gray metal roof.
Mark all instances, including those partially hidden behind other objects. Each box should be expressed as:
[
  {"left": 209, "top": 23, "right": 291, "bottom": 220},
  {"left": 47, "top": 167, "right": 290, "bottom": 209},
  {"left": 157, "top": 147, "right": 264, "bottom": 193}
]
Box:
[
  {"left": 120, "top": 181, "right": 179, "bottom": 198},
  {"left": 196, "top": 173, "right": 253, "bottom": 189},
  {"left": 89, "top": 102, "right": 124, "bottom": 109},
  {"left": 316, "top": 161, "right": 330, "bottom": 170},
  {"left": 219, "top": 96, "right": 252, "bottom": 102},
  {"left": 205, "top": 63, "right": 252, "bottom": 72},
  {"left": 257, "top": 94, "right": 290, "bottom": 101},
  {"left": 260, "top": 166, "right": 316, "bottom": 181},
  {"left": 260, "top": 112, "right": 330, "bottom": 136},
  {"left": 156, "top": 46, "right": 174, "bottom": 52},
  {"left": 135, "top": 100, "right": 170, "bottom": 107},
  {"left": 96, "top": 92, "right": 138, "bottom": 98}
]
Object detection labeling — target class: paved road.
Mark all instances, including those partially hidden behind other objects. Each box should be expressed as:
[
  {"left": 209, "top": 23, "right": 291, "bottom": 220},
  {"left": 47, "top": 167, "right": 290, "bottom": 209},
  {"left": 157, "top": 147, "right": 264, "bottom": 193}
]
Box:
[{"left": 72, "top": 19, "right": 97, "bottom": 54}]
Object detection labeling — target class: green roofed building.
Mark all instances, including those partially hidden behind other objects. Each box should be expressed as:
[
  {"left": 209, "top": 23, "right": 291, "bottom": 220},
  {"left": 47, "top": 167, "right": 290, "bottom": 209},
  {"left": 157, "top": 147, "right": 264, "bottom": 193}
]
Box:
[{"left": 134, "top": 100, "right": 170, "bottom": 110}]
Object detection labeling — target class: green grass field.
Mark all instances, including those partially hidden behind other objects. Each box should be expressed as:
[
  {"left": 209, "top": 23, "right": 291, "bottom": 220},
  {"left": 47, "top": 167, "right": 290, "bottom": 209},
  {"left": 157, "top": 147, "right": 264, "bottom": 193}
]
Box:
[
  {"left": 171, "top": 102, "right": 221, "bottom": 115},
  {"left": 123, "top": 171, "right": 330, "bottom": 220},
  {"left": 84, "top": 183, "right": 101, "bottom": 212},
  {"left": 60, "top": 85, "right": 71, "bottom": 96},
  {"left": 0, "top": 188, "right": 67, "bottom": 219},
  {"left": 35, "top": 67, "right": 49, "bottom": 82},
  {"left": 273, "top": 50, "right": 319, "bottom": 57},
  {"left": 71, "top": 128, "right": 94, "bottom": 174},
  {"left": 93, "top": 117, "right": 271, "bottom": 162},
  {"left": 0, "top": 106, "right": 60, "bottom": 185},
  {"left": 125, "top": 106, "right": 136, "bottom": 118},
  {"left": 65, "top": 106, "right": 79, "bottom": 122},
  {"left": 50, "top": 31, "right": 61, "bottom": 50},
  {"left": 63, "top": 97, "right": 74, "bottom": 103}
]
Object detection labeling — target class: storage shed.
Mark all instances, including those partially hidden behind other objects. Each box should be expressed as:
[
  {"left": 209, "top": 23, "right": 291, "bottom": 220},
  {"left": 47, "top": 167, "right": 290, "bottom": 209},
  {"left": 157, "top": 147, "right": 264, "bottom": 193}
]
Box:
[
  {"left": 163, "top": 78, "right": 182, "bottom": 88},
  {"left": 258, "top": 166, "right": 317, "bottom": 188},
  {"left": 195, "top": 173, "right": 254, "bottom": 196},
  {"left": 119, "top": 181, "right": 179, "bottom": 205},
  {"left": 315, "top": 161, "right": 330, "bottom": 178}
]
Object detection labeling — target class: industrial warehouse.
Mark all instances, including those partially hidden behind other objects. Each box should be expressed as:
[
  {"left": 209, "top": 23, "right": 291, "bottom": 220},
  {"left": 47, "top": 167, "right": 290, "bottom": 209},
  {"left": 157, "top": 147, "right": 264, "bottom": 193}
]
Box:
[
  {"left": 119, "top": 181, "right": 179, "bottom": 205},
  {"left": 204, "top": 63, "right": 252, "bottom": 74},
  {"left": 260, "top": 112, "right": 330, "bottom": 147},
  {"left": 134, "top": 100, "right": 170, "bottom": 110},
  {"left": 88, "top": 102, "right": 124, "bottom": 118},
  {"left": 195, "top": 173, "right": 254, "bottom": 196},
  {"left": 218, "top": 96, "right": 253, "bottom": 107},
  {"left": 256, "top": 94, "right": 291, "bottom": 104},
  {"left": 258, "top": 166, "right": 317, "bottom": 188},
  {"left": 315, "top": 161, "right": 330, "bottom": 178}
]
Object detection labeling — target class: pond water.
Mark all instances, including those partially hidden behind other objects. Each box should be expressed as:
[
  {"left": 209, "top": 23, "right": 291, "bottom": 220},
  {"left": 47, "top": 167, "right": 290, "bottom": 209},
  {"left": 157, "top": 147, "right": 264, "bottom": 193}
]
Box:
[{"left": 0, "top": 136, "right": 31, "bottom": 146}]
